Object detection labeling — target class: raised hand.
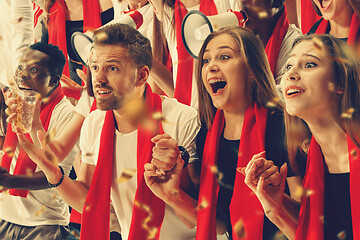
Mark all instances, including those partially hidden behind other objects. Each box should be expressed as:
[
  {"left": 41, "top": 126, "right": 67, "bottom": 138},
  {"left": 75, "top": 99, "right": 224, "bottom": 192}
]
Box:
[{"left": 151, "top": 134, "right": 179, "bottom": 172}]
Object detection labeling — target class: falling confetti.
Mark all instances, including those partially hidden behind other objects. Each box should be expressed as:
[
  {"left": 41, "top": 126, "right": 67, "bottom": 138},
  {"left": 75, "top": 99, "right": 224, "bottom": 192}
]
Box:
[
  {"left": 3, "top": 147, "right": 14, "bottom": 158},
  {"left": 234, "top": 219, "right": 246, "bottom": 239},
  {"left": 70, "top": 229, "right": 80, "bottom": 239},
  {"left": 134, "top": 201, "right": 159, "bottom": 239},
  {"left": 117, "top": 168, "right": 137, "bottom": 183},
  {"left": 337, "top": 230, "right": 346, "bottom": 240},
  {"left": 341, "top": 108, "right": 355, "bottom": 119},
  {"left": 26, "top": 167, "right": 33, "bottom": 176},
  {"left": 44, "top": 129, "right": 56, "bottom": 145},
  {"left": 332, "top": 57, "right": 349, "bottom": 65},
  {"left": 294, "top": 186, "right": 313, "bottom": 198},
  {"left": 328, "top": 82, "right": 335, "bottom": 92},
  {"left": 210, "top": 165, "right": 234, "bottom": 190},
  {"left": 350, "top": 149, "right": 358, "bottom": 158},
  {"left": 266, "top": 97, "right": 280, "bottom": 108},
  {"left": 94, "top": 31, "right": 108, "bottom": 42},
  {"left": 84, "top": 202, "right": 91, "bottom": 212},
  {"left": 312, "top": 37, "right": 323, "bottom": 50},
  {"left": 198, "top": 198, "right": 209, "bottom": 210},
  {"left": 35, "top": 205, "right": 46, "bottom": 216}
]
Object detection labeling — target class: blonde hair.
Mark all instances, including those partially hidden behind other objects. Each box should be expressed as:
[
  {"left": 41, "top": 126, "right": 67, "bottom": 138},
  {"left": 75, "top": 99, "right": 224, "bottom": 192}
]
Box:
[{"left": 196, "top": 26, "right": 281, "bottom": 129}]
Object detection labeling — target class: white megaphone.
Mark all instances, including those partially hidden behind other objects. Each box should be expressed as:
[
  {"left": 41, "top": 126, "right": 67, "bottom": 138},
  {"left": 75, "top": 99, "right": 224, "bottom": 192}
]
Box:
[
  {"left": 71, "top": 10, "right": 143, "bottom": 67},
  {"left": 181, "top": 9, "right": 247, "bottom": 59}
]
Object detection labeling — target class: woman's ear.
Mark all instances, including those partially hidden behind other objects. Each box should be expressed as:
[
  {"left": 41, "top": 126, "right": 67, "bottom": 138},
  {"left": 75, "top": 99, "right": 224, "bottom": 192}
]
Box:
[
  {"left": 49, "top": 75, "right": 60, "bottom": 87},
  {"left": 135, "top": 66, "right": 150, "bottom": 87}
]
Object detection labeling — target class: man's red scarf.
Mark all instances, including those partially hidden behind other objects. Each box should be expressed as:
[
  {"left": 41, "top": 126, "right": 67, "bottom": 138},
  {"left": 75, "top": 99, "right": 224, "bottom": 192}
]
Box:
[
  {"left": 48, "top": 0, "right": 101, "bottom": 98},
  {"left": 80, "top": 84, "right": 165, "bottom": 240},
  {"left": 264, "top": 6, "right": 290, "bottom": 75},
  {"left": 295, "top": 136, "right": 360, "bottom": 239},
  {"left": 174, "top": 0, "right": 217, "bottom": 106},
  {"left": 315, "top": 13, "right": 360, "bottom": 45},
  {"left": 196, "top": 103, "right": 268, "bottom": 240},
  {"left": 0, "top": 86, "right": 65, "bottom": 197}
]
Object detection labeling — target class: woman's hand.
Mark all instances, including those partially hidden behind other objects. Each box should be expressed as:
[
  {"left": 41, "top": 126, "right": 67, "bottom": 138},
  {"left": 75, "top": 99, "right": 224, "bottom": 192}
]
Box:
[
  {"left": 144, "top": 153, "right": 184, "bottom": 203},
  {"left": 242, "top": 151, "right": 288, "bottom": 217}
]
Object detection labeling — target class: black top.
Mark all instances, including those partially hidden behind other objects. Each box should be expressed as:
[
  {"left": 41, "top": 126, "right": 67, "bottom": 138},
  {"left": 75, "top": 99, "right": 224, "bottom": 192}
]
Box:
[
  {"left": 324, "top": 172, "right": 353, "bottom": 240},
  {"left": 66, "top": 7, "right": 114, "bottom": 62},
  {"left": 196, "top": 109, "right": 294, "bottom": 239},
  {"left": 307, "top": 18, "right": 349, "bottom": 42}
]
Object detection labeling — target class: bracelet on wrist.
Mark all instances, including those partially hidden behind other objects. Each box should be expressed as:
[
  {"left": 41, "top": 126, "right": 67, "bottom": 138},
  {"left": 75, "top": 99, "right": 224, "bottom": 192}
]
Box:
[
  {"left": 178, "top": 146, "right": 189, "bottom": 168},
  {"left": 48, "top": 166, "right": 64, "bottom": 188}
]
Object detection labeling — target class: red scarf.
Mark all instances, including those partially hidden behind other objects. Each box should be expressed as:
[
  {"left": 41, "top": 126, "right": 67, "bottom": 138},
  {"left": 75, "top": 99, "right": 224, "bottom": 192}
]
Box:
[
  {"left": 174, "top": 0, "right": 217, "bottom": 106},
  {"left": 315, "top": 13, "right": 360, "bottom": 45},
  {"left": 0, "top": 86, "right": 65, "bottom": 197},
  {"left": 264, "top": 6, "right": 289, "bottom": 75},
  {"left": 80, "top": 85, "right": 165, "bottom": 240},
  {"left": 295, "top": 136, "right": 360, "bottom": 239},
  {"left": 301, "top": 0, "right": 321, "bottom": 34},
  {"left": 48, "top": 0, "right": 101, "bottom": 98},
  {"left": 196, "top": 103, "right": 268, "bottom": 240}
]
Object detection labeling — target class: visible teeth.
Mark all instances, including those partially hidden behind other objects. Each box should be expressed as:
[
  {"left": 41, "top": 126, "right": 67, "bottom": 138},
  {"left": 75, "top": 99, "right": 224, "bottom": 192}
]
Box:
[
  {"left": 208, "top": 79, "right": 225, "bottom": 84},
  {"left": 286, "top": 88, "right": 304, "bottom": 95},
  {"left": 98, "top": 90, "right": 110, "bottom": 94}
]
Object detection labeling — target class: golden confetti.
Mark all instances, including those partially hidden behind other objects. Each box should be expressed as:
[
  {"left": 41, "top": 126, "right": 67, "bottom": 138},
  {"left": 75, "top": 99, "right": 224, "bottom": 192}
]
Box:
[
  {"left": 328, "top": 82, "right": 335, "bottom": 92},
  {"left": 350, "top": 149, "right": 358, "bottom": 158},
  {"left": 294, "top": 186, "right": 313, "bottom": 198},
  {"left": 3, "top": 147, "right": 14, "bottom": 158},
  {"left": 266, "top": 97, "right": 280, "bottom": 108},
  {"left": 117, "top": 168, "right": 137, "bottom": 183},
  {"left": 210, "top": 165, "right": 233, "bottom": 190},
  {"left": 337, "top": 230, "right": 346, "bottom": 240},
  {"left": 84, "top": 202, "right": 91, "bottom": 212},
  {"left": 0, "top": 186, "right": 5, "bottom": 191},
  {"left": 35, "top": 205, "right": 46, "bottom": 216},
  {"left": 257, "top": 11, "right": 268, "bottom": 19},
  {"left": 52, "top": 193, "right": 57, "bottom": 202},
  {"left": 26, "top": 167, "right": 33, "bottom": 176},
  {"left": 134, "top": 201, "right": 159, "bottom": 239},
  {"left": 312, "top": 37, "right": 323, "bottom": 50},
  {"left": 234, "top": 219, "right": 246, "bottom": 239},
  {"left": 94, "top": 31, "right": 108, "bottom": 42},
  {"left": 341, "top": 108, "right": 355, "bottom": 119},
  {"left": 319, "top": 215, "right": 325, "bottom": 223},
  {"left": 170, "top": 189, "right": 179, "bottom": 195},
  {"left": 42, "top": 96, "right": 50, "bottom": 104},
  {"left": 70, "top": 229, "right": 80, "bottom": 239},
  {"left": 85, "top": 152, "right": 94, "bottom": 157},
  {"left": 198, "top": 198, "right": 209, "bottom": 210},
  {"left": 44, "top": 151, "right": 58, "bottom": 165}
]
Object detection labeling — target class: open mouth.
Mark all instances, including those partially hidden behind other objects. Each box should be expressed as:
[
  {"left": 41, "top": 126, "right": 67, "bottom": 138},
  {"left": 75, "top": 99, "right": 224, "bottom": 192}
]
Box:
[
  {"left": 96, "top": 89, "right": 112, "bottom": 96},
  {"left": 209, "top": 79, "right": 227, "bottom": 94},
  {"left": 285, "top": 87, "right": 305, "bottom": 97},
  {"left": 17, "top": 85, "right": 32, "bottom": 91}
]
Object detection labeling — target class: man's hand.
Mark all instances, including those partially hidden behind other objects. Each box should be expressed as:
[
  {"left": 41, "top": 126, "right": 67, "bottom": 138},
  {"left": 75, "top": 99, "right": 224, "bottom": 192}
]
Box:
[
  {"left": 0, "top": 166, "right": 12, "bottom": 189},
  {"left": 151, "top": 134, "right": 180, "bottom": 172}
]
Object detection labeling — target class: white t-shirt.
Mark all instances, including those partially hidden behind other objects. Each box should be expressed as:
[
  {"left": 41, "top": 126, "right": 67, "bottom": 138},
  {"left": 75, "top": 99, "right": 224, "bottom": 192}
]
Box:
[
  {"left": 162, "top": 0, "right": 234, "bottom": 110},
  {"left": 75, "top": 89, "right": 94, "bottom": 118},
  {"left": 0, "top": 97, "right": 76, "bottom": 226},
  {"left": 80, "top": 97, "right": 200, "bottom": 240}
]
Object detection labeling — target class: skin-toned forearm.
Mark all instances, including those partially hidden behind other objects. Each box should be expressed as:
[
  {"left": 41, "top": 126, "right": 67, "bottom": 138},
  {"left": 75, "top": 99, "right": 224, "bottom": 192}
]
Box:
[
  {"left": 149, "top": 58, "right": 174, "bottom": 97},
  {"left": 266, "top": 204, "right": 297, "bottom": 240},
  {"left": 165, "top": 189, "right": 198, "bottom": 228},
  {"left": 282, "top": 193, "right": 301, "bottom": 223},
  {"left": 45, "top": 165, "right": 89, "bottom": 213}
]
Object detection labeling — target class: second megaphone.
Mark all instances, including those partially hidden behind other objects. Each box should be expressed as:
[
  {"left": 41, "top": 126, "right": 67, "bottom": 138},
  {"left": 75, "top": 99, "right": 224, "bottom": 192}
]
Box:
[
  {"left": 181, "top": 10, "right": 247, "bottom": 59},
  {"left": 71, "top": 10, "right": 143, "bottom": 67}
]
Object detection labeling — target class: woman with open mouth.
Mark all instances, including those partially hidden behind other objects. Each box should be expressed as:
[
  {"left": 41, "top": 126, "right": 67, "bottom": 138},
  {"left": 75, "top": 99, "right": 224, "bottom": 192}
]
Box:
[
  {"left": 144, "top": 26, "right": 301, "bottom": 240},
  {"left": 244, "top": 34, "right": 360, "bottom": 239},
  {"left": 307, "top": 0, "right": 359, "bottom": 47}
]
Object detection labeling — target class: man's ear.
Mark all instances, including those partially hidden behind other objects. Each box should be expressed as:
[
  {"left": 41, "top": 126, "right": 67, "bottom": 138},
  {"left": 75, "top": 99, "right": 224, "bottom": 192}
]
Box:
[
  {"left": 135, "top": 66, "right": 150, "bottom": 87},
  {"left": 49, "top": 75, "right": 60, "bottom": 87}
]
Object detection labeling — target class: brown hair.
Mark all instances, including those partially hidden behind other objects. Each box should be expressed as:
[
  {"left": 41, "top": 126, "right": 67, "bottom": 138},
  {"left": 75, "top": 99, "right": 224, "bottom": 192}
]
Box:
[
  {"left": 196, "top": 26, "right": 281, "bottom": 129},
  {"left": 86, "top": 23, "right": 152, "bottom": 97},
  {"left": 285, "top": 34, "right": 360, "bottom": 171}
]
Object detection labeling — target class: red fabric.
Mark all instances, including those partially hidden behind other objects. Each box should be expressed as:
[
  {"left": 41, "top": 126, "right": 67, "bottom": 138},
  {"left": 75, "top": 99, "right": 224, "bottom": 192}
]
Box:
[
  {"left": 264, "top": 6, "right": 289, "bottom": 75},
  {"left": 80, "top": 84, "right": 165, "bottom": 240},
  {"left": 174, "top": 0, "right": 217, "bottom": 106},
  {"left": 48, "top": 0, "right": 101, "bottom": 98},
  {"left": 315, "top": 13, "right": 360, "bottom": 45},
  {"left": 0, "top": 86, "right": 65, "bottom": 197},
  {"left": 295, "top": 136, "right": 360, "bottom": 239},
  {"left": 196, "top": 103, "right": 268, "bottom": 240},
  {"left": 301, "top": 0, "right": 320, "bottom": 34}
]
